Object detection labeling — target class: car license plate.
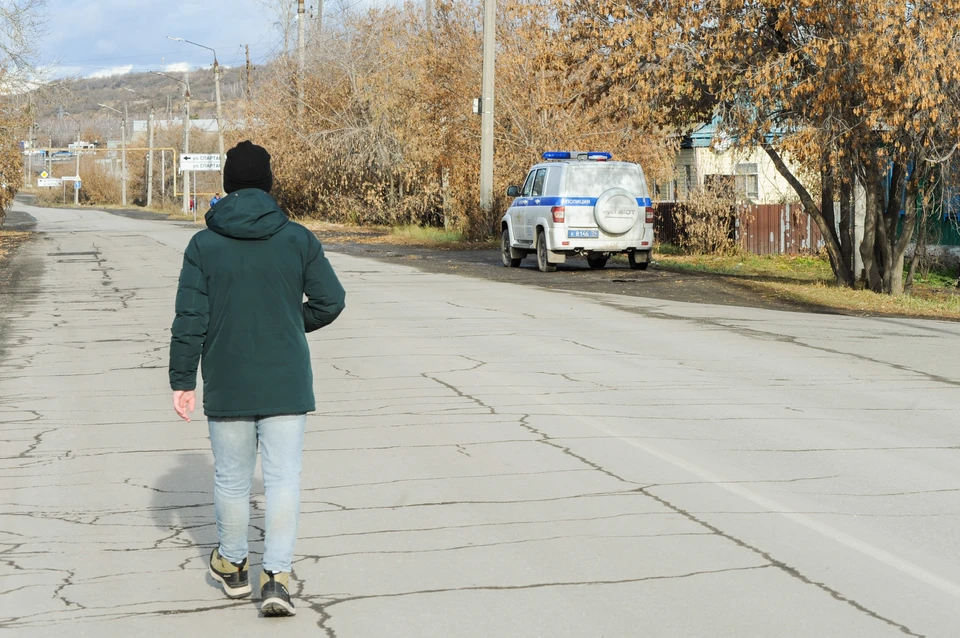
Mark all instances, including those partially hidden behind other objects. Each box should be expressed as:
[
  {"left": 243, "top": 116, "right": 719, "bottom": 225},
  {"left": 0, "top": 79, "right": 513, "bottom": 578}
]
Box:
[{"left": 568, "top": 229, "right": 599, "bottom": 239}]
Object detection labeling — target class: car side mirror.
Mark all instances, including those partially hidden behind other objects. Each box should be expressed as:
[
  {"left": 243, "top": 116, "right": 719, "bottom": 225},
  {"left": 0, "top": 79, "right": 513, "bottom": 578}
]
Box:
[{"left": 506, "top": 185, "right": 520, "bottom": 197}]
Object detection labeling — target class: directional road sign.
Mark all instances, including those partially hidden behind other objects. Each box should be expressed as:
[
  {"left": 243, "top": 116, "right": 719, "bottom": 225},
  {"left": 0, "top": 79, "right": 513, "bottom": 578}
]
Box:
[
  {"left": 37, "top": 178, "right": 61, "bottom": 187},
  {"left": 180, "top": 154, "right": 221, "bottom": 172}
]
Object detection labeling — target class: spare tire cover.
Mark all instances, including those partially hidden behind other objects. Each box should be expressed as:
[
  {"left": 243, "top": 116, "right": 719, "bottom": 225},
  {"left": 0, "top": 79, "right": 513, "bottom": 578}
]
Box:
[{"left": 594, "top": 187, "right": 639, "bottom": 235}]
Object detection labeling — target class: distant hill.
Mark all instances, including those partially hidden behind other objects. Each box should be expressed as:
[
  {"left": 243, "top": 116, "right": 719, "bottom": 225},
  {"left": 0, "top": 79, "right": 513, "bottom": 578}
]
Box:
[{"left": 39, "top": 65, "right": 255, "bottom": 123}]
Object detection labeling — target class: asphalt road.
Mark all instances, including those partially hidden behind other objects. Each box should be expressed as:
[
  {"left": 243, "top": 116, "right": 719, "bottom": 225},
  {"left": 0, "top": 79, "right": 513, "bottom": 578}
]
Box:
[{"left": 2, "top": 201, "right": 960, "bottom": 637}]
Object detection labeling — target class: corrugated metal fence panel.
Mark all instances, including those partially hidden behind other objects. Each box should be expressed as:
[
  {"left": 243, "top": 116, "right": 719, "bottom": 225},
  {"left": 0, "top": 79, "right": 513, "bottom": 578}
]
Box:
[
  {"left": 740, "top": 204, "right": 777, "bottom": 255},
  {"left": 658, "top": 202, "right": 825, "bottom": 255},
  {"left": 740, "top": 204, "right": 824, "bottom": 255}
]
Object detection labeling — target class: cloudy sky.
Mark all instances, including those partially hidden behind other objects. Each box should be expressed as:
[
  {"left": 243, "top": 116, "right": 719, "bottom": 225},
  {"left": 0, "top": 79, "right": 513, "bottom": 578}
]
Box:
[{"left": 40, "top": 1, "right": 303, "bottom": 79}]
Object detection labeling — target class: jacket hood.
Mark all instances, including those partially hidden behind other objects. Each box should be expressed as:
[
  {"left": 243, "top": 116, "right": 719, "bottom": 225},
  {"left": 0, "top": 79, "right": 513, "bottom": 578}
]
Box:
[{"left": 205, "top": 189, "right": 289, "bottom": 240}]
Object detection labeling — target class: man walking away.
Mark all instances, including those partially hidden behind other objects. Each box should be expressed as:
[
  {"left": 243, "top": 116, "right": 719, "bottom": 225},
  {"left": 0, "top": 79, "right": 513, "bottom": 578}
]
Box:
[{"left": 169, "top": 141, "right": 345, "bottom": 617}]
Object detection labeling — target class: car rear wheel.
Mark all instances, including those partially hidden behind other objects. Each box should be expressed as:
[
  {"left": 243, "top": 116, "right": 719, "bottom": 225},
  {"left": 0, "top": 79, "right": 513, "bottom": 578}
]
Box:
[
  {"left": 628, "top": 250, "right": 650, "bottom": 271},
  {"left": 501, "top": 229, "right": 521, "bottom": 268},
  {"left": 536, "top": 231, "right": 557, "bottom": 273},
  {"left": 587, "top": 257, "right": 608, "bottom": 269}
]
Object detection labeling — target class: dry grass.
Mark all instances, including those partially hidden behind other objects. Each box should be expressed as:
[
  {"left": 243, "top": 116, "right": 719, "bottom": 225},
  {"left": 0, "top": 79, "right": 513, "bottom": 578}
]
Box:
[
  {"left": 738, "top": 280, "right": 960, "bottom": 319},
  {"left": 654, "top": 251, "right": 834, "bottom": 282},
  {"left": 654, "top": 248, "right": 960, "bottom": 319},
  {"left": 0, "top": 230, "right": 31, "bottom": 262}
]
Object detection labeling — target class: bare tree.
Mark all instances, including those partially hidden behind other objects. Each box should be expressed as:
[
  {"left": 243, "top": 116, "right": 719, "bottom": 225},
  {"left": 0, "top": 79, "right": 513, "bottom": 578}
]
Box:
[
  {"left": 255, "top": 0, "right": 297, "bottom": 58},
  {"left": 0, "top": 0, "right": 46, "bottom": 91},
  {"left": 1, "top": 0, "right": 47, "bottom": 215}
]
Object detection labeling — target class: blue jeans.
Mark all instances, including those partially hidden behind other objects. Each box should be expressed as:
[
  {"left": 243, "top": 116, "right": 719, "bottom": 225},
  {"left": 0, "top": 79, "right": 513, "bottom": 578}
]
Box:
[{"left": 208, "top": 414, "right": 306, "bottom": 573}]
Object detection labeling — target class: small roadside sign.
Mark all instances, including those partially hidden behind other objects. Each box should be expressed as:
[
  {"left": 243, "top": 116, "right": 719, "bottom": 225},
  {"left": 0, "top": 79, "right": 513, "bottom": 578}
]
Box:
[
  {"left": 61, "top": 175, "right": 80, "bottom": 181},
  {"left": 75, "top": 180, "right": 82, "bottom": 190},
  {"left": 38, "top": 178, "right": 61, "bottom": 187},
  {"left": 180, "top": 154, "right": 221, "bottom": 172},
  {"left": 40, "top": 170, "right": 49, "bottom": 178}
]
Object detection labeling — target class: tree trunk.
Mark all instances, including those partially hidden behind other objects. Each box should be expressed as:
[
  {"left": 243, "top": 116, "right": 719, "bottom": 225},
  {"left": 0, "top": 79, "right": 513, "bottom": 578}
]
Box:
[
  {"left": 875, "top": 209, "right": 894, "bottom": 294},
  {"left": 839, "top": 175, "right": 854, "bottom": 277},
  {"left": 904, "top": 179, "right": 928, "bottom": 294},
  {"left": 877, "top": 161, "right": 907, "bottom": 294},
  {"left": 859, "top": 169, "right": 882, "bottom": 292},
  {"left": 890, "top": 252, "right": 905, "bottom": 296},
  {"left": 762, "top": 143, "right": 853, "bottom": 286}
]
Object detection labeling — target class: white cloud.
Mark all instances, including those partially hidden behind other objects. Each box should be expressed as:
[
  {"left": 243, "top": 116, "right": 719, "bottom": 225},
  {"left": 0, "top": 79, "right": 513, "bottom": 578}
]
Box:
[
  {"left": 164, "top": 62, "right": 191, "bottom": 73},
  {"left": 88, "top": 65, "right": 134, "bottom": 79},
  {"left": 43, "top": 0, "right": 275, "bottom": 79}
]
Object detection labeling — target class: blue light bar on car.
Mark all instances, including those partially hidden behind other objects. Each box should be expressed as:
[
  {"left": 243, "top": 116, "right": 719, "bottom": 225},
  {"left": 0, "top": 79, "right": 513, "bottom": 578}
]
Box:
[{"left": 542, "top": 151, "right": 613, "bottom": 161}]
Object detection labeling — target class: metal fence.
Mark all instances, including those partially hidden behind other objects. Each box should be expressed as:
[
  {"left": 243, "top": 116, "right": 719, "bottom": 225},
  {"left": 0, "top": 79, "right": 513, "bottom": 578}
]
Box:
[
  {"left": 738, "top": 203, "right": 825, "bottom": 255},
  {"left": 655, "top": 202, "right": 825, "bottom": 255}
]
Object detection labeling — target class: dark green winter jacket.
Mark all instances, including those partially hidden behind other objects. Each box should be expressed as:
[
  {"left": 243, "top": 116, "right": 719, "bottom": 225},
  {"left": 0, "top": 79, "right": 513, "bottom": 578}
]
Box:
[{"left": 169, "top": 189, "right": 345, "bottom": 417}]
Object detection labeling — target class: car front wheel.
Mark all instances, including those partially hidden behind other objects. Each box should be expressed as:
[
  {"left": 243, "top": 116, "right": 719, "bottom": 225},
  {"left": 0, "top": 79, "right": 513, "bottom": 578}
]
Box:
[
  {"left": 501, "top": 229, "right": 521, "bottom": 268},
  {"left": 587, "top": 257, "right": 608, "bottom": 269}
]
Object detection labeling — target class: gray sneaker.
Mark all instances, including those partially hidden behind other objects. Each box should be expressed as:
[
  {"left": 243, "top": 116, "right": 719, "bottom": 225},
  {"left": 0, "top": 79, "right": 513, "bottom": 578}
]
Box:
[{"left": 260, "top": 570, "right": 296, "bottom": 617}]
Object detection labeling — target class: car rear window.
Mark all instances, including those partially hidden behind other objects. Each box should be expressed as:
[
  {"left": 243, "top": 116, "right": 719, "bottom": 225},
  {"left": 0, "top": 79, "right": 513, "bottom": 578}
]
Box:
[{"left": 564, "top": 164, "right": 649, "bottom": 198}]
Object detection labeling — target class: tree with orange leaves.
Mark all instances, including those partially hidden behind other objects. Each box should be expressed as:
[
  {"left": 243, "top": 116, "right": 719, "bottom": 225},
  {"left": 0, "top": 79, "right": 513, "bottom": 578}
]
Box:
[{"left": 558, "top": 0, "right": 960, "bottom": 294}]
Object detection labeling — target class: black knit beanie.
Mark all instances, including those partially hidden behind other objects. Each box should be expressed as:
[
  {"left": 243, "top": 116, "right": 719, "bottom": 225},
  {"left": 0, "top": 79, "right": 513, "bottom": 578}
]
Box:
[{"left": 223, "top": 141, "right": 273, "bottom": 194}]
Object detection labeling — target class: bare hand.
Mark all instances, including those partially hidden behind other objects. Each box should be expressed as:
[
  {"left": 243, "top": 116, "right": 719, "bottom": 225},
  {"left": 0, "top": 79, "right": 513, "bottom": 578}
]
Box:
[{"left": 173, "top": 390, "right": 196, "bottom": 422}]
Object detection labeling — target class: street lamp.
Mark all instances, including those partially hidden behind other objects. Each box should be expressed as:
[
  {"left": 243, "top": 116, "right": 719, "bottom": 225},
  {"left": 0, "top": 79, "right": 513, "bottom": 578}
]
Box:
[
  {"left": 124, "top": 87, "right": 156, "bottom": 208},
  {"left": 98, "top": 103, "right": 127, "bottom": 206},
  {"left": 153, "top": 70, "right": 192, "bottom": 215},
  {"left": 63, "top": 111, "right": 82, "bottom": 206},
  {"left": 167, "top": 36, "right": 224, "bottom": 190}
]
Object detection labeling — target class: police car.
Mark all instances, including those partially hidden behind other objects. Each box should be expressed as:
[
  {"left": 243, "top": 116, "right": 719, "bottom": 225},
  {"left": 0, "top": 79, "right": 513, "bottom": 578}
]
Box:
[{"left": 500, "top": 151, "right": 654, "bottom": 272}]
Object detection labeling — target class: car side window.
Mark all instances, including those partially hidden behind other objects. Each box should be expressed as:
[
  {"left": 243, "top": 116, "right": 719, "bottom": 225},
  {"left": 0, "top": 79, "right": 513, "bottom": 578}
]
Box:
[
  {"left": 531, "top": 168, "right": 548, "bottom": 197},
  {"left": 520, "top": 171, "right": 537, "bottom": 197}
]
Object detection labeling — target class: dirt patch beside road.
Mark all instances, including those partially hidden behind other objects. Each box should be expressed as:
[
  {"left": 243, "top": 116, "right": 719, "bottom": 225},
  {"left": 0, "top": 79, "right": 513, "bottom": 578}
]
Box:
[
  {"left": 1, "top": 209, "right": 36, "bottom": 276},
  {"left": 312, "top": 228, "right": 842, "bottom": 315}
]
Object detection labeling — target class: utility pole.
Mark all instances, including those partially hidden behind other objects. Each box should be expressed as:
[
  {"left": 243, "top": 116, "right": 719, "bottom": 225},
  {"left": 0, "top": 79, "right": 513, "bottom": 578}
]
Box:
[
  {"left": 64, "top": 112, "right": 82, "bottom": 206},
  {"left": 183, "top": 73, "right": 191, "bottom": 216},
  {"left": 74, "top": 127, "right": 81, "bottom": 205},
  {"left": 168, "top": 36, "right": 224, "bottom": 191},
  {"left": 479, "top": 0, "right": 496, "bottom": 220},
  {"left": 298, "top": 0, "right": 306, "bottom": 115},
  {"left": 25, "top": 123, "right": 32, "bottom": 188},
  {"left": 425, "top": 0, "right": 433, "bottom": 33},
  {"left": 147, "top": 107, "right": 155, "bottom": 207},
  {"left": 245, "top": 44, "right": 252, "bottom": 100},
  {"left": 121, "top": 101, "right": 128, "bottom": 206},
  {"left": 214, "top": 58, "right": 225, "bottom": 191},
  {"left": 125, "top": 87, "right": 155, "bottom": 208}
]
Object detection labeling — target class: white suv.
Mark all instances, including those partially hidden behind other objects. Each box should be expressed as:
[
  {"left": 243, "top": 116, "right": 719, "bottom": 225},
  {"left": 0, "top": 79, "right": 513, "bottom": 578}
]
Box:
[{"left": 500, "top": 152, "right": 654, "bottom": 272}]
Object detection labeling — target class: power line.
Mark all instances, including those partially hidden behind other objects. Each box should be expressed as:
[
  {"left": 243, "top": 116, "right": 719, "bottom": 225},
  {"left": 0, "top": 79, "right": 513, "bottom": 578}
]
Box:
[{"left": 58, "top": 43, "right": 256, "bottom": 65}]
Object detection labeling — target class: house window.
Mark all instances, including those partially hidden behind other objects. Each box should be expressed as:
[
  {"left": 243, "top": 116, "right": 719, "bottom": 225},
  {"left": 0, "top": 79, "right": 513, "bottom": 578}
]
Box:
[{"left": 735, "top": 163, "right": 759, "bottom": 200}]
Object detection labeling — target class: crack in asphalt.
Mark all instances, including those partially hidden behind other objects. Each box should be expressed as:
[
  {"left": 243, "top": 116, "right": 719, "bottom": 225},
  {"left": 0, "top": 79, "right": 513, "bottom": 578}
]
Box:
[
  {"left": 302, "top": 565, "right": 775, "bottom": 638},
  {"left": 399, "top": 371, "right": 923, "bottom": 637},
  {"left": 637, "top": 488, "right": 922, "bottom": 636}
]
